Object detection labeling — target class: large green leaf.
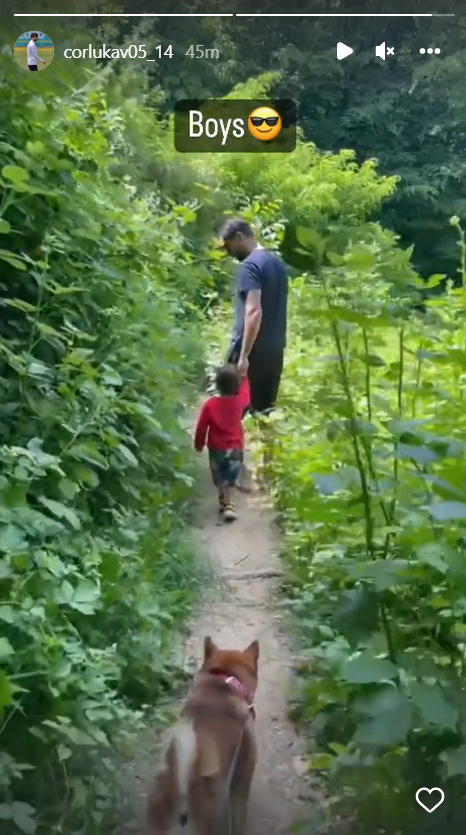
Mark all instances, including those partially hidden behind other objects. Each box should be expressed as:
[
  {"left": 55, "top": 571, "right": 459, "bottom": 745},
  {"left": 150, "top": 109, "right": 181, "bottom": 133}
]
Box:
[
  {"left": 70, "top": 581, "right": 101, "bottom": 614},
  {"left": 341, "top": 652, "right": 398, "bottom": 684},
  {"left": 35, "top": 551, "right": 67, "bottom": 578},
  {"left": 415, "top": 543, "right": 448, "bottom": 574},
  {"left": 312, "top": 473, "right": 345, "bottom": 495},
  {"left": 410, "top": 682, "right": 458, "bottom": 731},
  {"left": 0, "top": 524, "right": 27, "bottom": 552},
  {"left": 12, "top": 802, "right": 36, "bottom": 835},
  {"left": 4, "top": 298, "right": 38, "bottom": 313},
  {"left": 398, "top": 444, "right": 437, "bottom": 464},
  {"left": 1, "top": 165, "right": 29, "bottom": 184},
  {"left": 353, "top": 688, "right": 412, "bottom": 745},
  {"left": 55, "top": 580, "right": 74, "bottom": 605},
  {"left": 38, "top": 497, "right": 80, "bottom": 530},
  {"left": 424, "top": 475, "right": 466, "bottom": 501},
  {"left": 333, "top": 588, "right": 378, "bottom": 645},
  {"left": 347, "top": 560, "right": 411, "bottom": 591},
  {"left": 429, "top": 501, "right": 466, "bottom": 521},
  {"left": 443, "top": 744, "right": 466, "bottom": 777},
  {"left": 118, "top": 444, "right": 138, "bottom": 466},
  {"left": 356, "top": 353, "right": 386, "bottom": 368},
  {"left": 58, "top": 479, "right": 79, "bottom": 500},
  {"left": 295, "top": 226, "right": 326, "bottom": 256},
  {"left": 0, "top": 638, "right": 14, "bottom": 659},
  {"left": 0, "top": 249, "right": 27, "bottom": 270},
  {"left": 28, "top": 360, "right": 54, "bottom": 380},
  {"left": 68, "top": 442, "right": 108, "bottom": 469},
  {"left": 0, "top": 606, "right": 14, "bottom": 624}
]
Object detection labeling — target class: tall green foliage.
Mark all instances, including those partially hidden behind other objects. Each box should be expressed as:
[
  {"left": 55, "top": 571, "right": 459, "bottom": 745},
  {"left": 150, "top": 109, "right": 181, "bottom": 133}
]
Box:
[
  {"left": 6, "top": 10, "right": 466, "bottom": 832},
  {"left": 0, "top": 50, "right": 208, "bottom": 835},
  {"left": 119, "top": 3, "right": 466, "bottom": 279},
  {"left": 260, "top": 218, "right": 466, "bottom": 832}
]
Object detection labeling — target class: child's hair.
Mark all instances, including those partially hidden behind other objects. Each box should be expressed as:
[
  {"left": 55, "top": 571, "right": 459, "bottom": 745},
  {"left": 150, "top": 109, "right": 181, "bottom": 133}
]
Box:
[{"left": 215, "top": 363, "right": 241, "bottom": 396}]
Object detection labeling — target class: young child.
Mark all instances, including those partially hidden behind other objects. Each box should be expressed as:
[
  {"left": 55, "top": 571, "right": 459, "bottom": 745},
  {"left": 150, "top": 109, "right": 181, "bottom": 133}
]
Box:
[{"left": 194, "top": 363, "right": 250, "bottom": 522}]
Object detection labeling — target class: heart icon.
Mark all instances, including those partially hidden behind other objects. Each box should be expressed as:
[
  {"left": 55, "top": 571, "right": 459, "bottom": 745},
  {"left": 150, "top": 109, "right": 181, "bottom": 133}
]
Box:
[{"left": 415, "top": 787, "right": 445, "bottom": 813}]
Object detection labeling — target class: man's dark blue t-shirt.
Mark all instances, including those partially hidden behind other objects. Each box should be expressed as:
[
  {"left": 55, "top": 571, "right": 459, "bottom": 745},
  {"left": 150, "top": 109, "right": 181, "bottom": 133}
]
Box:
[{"left": 231, "top": 247, "right": 288, "bottom": 360}]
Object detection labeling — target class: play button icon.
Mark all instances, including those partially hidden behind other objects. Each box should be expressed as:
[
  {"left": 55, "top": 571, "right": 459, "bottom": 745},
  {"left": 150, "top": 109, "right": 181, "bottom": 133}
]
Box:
[{"left": 337, "top": 42, "right": 353, "bottom": 60}]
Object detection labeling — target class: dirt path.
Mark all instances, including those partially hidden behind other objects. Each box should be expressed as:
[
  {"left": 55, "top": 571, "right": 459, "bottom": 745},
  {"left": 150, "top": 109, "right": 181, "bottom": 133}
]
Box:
[
  {"left": 186, "top": 466, "right": 309, "bottom": 834},
  {"left": 117, "top": 463, "right": 310, "bottom": 834}
]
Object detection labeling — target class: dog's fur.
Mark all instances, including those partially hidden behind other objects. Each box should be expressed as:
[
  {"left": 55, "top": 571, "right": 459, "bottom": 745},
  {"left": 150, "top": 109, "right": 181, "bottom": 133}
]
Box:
[{"left": 146, "top": 636, "right": 259, "bottom": 835}]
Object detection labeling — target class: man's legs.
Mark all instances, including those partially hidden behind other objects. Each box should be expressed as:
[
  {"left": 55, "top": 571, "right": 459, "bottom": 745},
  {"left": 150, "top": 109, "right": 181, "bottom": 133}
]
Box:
[
  {"left": 249, "top": 364, "right": 282, "bottom": 414},
  {"left": 242, "top": 351, "right": 284, "bottom": 485},
  {"left": 226, "top": 343, "right": 254, "bottom": 493},
  {"left": 28, "top": 65, "right": 38, "bottom": 71}
]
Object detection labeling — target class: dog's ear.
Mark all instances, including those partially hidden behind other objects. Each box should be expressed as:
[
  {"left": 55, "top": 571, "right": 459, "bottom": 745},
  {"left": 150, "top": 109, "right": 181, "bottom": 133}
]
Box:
[
  {"left": 203, "top": 636, "right": 217, "bottom": 660},
  {"left": 244, "top": 640, "right": 259, "bottom": 668}
]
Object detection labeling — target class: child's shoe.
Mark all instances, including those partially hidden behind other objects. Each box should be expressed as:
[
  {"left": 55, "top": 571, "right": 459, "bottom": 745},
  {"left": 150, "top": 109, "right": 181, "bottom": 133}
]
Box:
[
  {"left": 218, "top": 493, "right": 227, "bottom": 515},
  {"left": 223, "top": 502, "right": 237, "bottom": 523}
]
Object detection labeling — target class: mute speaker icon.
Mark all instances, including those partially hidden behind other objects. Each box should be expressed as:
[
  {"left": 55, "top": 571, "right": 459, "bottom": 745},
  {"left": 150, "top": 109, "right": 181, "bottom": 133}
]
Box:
[{"left": 376, "top": 42, "right": 386, "bottom": 60}]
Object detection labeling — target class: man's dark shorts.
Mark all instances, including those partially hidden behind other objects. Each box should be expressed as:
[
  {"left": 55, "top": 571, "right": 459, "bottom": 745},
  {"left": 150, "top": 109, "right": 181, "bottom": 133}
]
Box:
[
  {"left": 228, "top": 344, "right": 283, "bottom": 415},
  {"left": 28, "top": 65, "right": 38, "bottom": 71},
  {"left": 209, "top": 449, "right": 243, "bottom": 488},
  {"left": 248, "top": 350, "right": 283, "bottom": 414}
]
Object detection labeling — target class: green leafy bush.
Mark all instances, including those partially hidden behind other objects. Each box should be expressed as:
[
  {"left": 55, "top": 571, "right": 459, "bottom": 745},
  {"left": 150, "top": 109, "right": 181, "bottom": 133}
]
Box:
[
  {"left": 263, "top": 219, "right": 466, "bottom": 831},
  {"left": 0, "top": 52, "right": 208, "bottom": 835}
]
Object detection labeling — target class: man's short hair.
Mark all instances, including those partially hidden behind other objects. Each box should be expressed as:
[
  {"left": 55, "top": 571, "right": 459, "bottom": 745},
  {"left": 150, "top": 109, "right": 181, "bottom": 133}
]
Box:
[
  {"left": 31, "top": 32, "right": 39, "bottom": 38},
  {"left": 220, "top": 218, "right": 254, "bottom": 241}
]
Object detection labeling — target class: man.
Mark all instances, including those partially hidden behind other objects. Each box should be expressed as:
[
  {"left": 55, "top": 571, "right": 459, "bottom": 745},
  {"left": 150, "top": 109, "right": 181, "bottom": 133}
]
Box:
[
  {"left": 221, "top": 218, "right": 288, "bottom": 415},
  {"left": 221, "top": 218, "right": 288, "bottom": 487},
  {"left": 27, "top": 33, "right": 46, "bottom": 71}
]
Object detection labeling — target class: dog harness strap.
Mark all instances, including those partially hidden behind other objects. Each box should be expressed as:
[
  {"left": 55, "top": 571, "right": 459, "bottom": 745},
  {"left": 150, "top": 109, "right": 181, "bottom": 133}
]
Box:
[
  {"left": 224, "top": 712, "right": 254, "bottom": 817},
  {"left": 208, "top": 670, "right": 256, "bottom": 832}
]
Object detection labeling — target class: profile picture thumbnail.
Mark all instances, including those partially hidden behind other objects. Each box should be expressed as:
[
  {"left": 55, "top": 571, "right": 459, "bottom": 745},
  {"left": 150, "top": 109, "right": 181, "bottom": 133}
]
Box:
[{"left": 14, "top": 31, "right": 54, "bottom": 72}]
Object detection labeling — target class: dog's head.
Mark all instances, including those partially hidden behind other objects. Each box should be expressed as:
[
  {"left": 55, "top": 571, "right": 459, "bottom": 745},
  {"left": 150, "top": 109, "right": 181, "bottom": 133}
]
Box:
[{"left": 201, "top": 636, "right": 260, "bottom": 697}]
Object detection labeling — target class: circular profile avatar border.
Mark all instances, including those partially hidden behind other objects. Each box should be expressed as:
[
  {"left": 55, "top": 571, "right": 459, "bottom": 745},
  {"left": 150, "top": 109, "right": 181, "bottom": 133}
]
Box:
[{"left": 14, "top": 31, "right": 54, "bottom": 72}]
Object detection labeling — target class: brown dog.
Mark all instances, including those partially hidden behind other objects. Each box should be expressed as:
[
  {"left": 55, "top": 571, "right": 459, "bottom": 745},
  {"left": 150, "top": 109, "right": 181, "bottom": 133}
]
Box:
[{"left": 146, "top": 636, "right": 259, "bottom": 835}]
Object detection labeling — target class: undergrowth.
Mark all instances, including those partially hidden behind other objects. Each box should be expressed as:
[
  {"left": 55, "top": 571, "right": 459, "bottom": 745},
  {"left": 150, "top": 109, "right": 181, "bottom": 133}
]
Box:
[
  {"left": 4, "top": 30, "right": 461, "bottom": 833},
  {"left": 0, "top": 51, "right": 208, "bottom": 835},
  {"left": 260, "top": 219, "right": 466, "bottom": 834}
]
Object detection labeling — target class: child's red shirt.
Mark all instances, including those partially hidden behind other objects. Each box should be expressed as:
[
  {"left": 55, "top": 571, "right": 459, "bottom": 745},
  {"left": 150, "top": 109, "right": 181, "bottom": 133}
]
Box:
[{"left": 194, "top": 378, "right": 250, "bottom": 452}]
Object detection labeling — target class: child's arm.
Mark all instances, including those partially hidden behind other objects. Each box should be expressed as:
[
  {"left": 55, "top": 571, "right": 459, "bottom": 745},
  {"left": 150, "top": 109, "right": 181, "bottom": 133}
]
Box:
[
  {"left": 238, "top": 377, "right": 251, "bottom": 412},
  {"left": 194, "top": 401, "right": 210, "bottom": 452}
]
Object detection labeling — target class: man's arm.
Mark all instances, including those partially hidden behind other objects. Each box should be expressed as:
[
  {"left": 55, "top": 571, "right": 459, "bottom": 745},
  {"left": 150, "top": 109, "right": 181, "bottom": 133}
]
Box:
[
  {"left": 32, "top": 43, "right": 46, "bottom": 63},
  {"left": 237, "top": 261, "right": 262, "bottom": 374},
  {"left": 238, "top": 290, "right": 262, "bottom": 372}
]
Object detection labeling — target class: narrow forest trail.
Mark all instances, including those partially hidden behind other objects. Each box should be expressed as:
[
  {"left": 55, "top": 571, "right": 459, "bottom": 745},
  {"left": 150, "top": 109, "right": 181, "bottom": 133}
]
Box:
[
  {"left": 117, "top": 460, "right": 311, "bottom": 835},
  {"left": 186, "top": 465, "right": 310, "bottom": 834}
]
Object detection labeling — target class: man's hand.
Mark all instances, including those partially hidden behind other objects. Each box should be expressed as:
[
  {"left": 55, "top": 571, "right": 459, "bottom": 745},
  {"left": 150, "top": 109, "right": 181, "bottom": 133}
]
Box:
[{"left": 237, "top": 355, "right": 249, "bottom": 377}]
